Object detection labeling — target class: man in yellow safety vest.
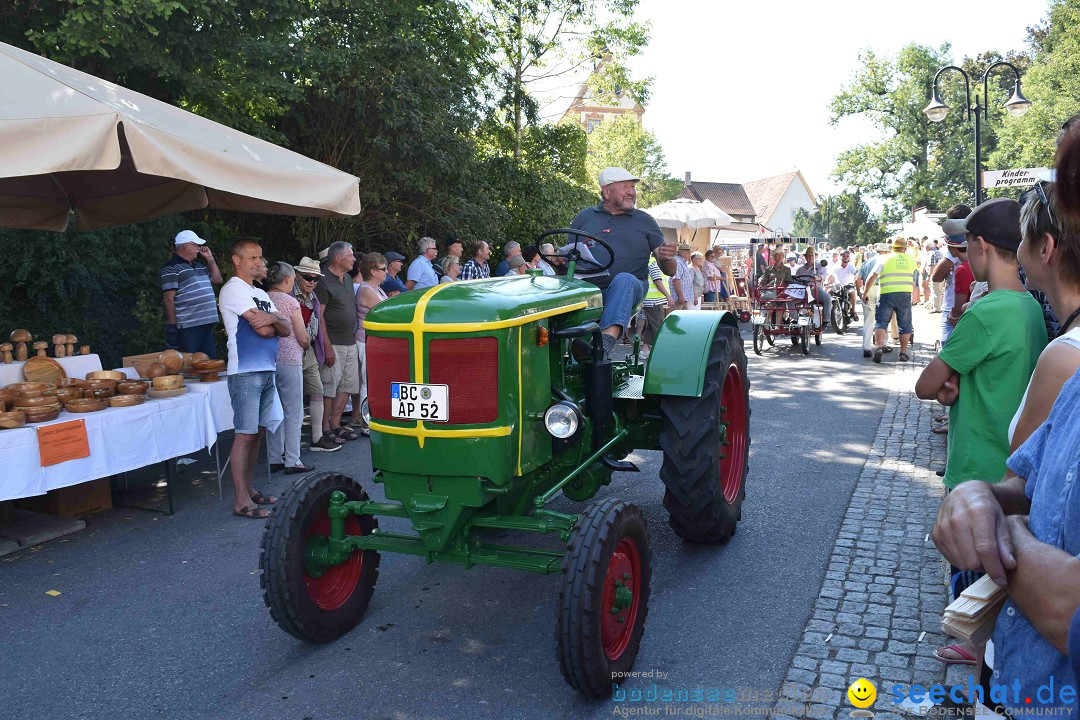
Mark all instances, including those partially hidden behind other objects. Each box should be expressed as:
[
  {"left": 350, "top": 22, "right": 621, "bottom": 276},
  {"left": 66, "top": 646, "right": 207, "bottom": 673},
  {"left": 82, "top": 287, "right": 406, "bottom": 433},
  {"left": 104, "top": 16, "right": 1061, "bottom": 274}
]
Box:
[{"left": 862, "top": 237, "right": 917, "bottom": 362}]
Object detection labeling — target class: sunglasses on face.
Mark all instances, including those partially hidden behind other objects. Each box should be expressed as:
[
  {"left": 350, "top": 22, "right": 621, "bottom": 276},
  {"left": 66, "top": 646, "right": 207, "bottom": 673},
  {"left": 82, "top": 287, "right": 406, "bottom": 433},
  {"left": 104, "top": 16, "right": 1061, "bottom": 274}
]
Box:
[
  {"left": 299, "top": 274, "right": 320, "bottom": 282},
  {"left": 376, "top": 266, "right": 387, "bottom": 271}
]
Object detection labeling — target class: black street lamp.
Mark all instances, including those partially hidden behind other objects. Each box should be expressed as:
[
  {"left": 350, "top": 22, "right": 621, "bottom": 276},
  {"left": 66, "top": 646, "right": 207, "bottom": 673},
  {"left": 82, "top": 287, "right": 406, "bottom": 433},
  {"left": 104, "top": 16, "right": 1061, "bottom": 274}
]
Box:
[
  {"left": 824, "top": 196, "right": 844, "bottom": 242},
  {"left": 923, "top": 61, "right": 1032, "bottom": 206}
]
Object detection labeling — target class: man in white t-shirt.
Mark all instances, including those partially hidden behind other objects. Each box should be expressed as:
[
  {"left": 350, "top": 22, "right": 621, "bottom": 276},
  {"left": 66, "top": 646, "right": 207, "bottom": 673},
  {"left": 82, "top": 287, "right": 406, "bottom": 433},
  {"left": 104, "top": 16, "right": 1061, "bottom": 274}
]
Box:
[
  {"left": 219, "top": 239, "right": 292, "bottom": 520},
  {"left": 827, "top": 250, "right": 860, "bottom": 321}
]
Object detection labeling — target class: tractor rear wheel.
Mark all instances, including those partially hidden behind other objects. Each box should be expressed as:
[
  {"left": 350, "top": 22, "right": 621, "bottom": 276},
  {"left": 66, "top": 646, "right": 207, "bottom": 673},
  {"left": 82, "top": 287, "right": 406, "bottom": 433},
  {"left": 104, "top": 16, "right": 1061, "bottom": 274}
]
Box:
[
  {"left": 556, "top": 498, "right": 651, "bottom": 697},
  {"left": 260, "top": 472, "right": 380, "bottom": 643},
  {"left": 658, "top": 325, "right": 750, "bottom": 543}
]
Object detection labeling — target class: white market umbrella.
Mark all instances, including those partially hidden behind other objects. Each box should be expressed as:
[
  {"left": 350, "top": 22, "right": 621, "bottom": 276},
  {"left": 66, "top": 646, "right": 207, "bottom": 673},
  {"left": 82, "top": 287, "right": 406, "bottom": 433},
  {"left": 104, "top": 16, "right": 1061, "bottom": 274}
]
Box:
[
  {"left": 642, "top": 198, "right": 734, "bottom": 230},
  {"left": 0, "top": 41, "right": 361, "bottom": 232}
]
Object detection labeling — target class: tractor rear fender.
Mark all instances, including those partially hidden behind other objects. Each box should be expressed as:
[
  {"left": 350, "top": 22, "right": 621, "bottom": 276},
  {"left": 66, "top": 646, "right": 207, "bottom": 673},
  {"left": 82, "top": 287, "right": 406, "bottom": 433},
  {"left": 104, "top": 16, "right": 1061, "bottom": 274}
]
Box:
[{"left": 642, "top": 310, "right": 740, "bottom": 397}]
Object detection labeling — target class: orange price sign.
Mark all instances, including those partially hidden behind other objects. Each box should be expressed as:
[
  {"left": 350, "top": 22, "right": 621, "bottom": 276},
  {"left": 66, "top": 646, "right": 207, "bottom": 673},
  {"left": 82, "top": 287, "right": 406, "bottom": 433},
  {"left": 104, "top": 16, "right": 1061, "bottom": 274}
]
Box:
[{"left": 37, "top": 419, "right": 90, "bottom": 467}]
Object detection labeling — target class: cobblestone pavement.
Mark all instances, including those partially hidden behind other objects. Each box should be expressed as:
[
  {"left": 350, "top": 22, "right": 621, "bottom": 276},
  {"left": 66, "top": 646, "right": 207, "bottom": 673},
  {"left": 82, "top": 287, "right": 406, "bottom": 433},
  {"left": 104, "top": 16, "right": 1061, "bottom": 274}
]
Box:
[{"left": 772, "top": 309, "right": 951, "bottom": 720}]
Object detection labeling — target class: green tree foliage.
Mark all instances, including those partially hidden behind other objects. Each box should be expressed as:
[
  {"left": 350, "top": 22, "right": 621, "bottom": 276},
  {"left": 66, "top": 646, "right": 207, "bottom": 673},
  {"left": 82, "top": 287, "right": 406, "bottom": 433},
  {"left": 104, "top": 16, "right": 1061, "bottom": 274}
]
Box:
[
  {"left": 584, "top": 114, "right": 682, "bottom": 207},
  {"left": 791, "top": 194, "right": 887, "bottom": 247},
  {"left": 829, "top": 43, "right": 1026, "bottom": 217},
  {"left": 481, "top": 0, "right": 650, "bottom": 161},
  {"left": 988, "top": 1, "right": 1080, "bottom": 173}
]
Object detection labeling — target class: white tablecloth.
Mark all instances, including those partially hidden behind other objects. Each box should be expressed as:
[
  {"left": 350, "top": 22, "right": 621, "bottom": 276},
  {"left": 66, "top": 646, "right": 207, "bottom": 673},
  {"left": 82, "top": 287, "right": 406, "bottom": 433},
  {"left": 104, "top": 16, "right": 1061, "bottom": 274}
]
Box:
[
  {"left": 0, "top": 354, "right": 103, "bottom": 386},
  {"left": 0, "top": 391, "right": 217, "bottom": 501}
]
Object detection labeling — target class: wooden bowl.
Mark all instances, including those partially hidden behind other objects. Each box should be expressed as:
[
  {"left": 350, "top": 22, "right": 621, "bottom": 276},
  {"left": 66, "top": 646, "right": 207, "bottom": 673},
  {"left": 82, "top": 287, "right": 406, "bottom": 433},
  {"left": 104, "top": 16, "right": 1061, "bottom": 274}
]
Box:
[
  {"left": 152, "top": 374, "right": 184, "bottom": 391},
  {"left": 64, "top": 398, "right": 107, "bottom": 413},
  {"left": 86, "top": 370, "right": 126, "bottom": 382},
  {"left": 14, "top": 395, "right": 61, "bottom": 409},
  {"left": 86, "top": 378, "right": 118, "bottom": 391},
  {"left": 145, "top": 362, "right": 168, "bottom": 379},
  {"left": 189, "top": 352, "right": 209, "bottom": 365},
  {"left": 0, "top": 411, "right": 26, "bottom": 429},
  {"left": 56, "top": 378, "right": 90, "bottom": 390},
  {"left": 191, "top": 359, "right": 226, "bottom": 373},
  {"left": 22, "top": 408, "right": 60, "bottom": 424},
  {"left": 90, "top": 387, "right": 115, "bottom": 400},
  {"left": 199, "top": 373, "right": 222, "bottom": 383},
  {"left": 49, "top": 388, "right": 84, "bottom": 403},
  {"left": 0, "top": 389, "right": 14, "bottom": 406},
  {"left": 109, "top": 394, "right": 145, "bottom": 408},
  {"left": 6, "top": 381, "right": 55, "bottom": 395},
  {"left": 158, "top": 349, "right": 184, "bottom": 374},
  {"left": 116, "top": 380, "right": 149, "bottom": 395}
]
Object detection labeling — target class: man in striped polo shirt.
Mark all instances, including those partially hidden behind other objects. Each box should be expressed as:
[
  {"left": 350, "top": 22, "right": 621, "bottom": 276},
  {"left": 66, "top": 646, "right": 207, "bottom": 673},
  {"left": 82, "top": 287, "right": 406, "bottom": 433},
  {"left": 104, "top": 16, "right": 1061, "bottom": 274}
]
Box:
[{"left": 161, "top": 230, "right": 223, "bottom": 357}]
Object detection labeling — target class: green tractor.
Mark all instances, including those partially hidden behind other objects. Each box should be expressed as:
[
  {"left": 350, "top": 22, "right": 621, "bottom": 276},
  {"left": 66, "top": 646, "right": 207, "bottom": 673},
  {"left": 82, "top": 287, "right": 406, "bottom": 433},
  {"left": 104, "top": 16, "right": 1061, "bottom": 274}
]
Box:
[{"left": 260, "top": 229, "right": 751, "bottom": 696}]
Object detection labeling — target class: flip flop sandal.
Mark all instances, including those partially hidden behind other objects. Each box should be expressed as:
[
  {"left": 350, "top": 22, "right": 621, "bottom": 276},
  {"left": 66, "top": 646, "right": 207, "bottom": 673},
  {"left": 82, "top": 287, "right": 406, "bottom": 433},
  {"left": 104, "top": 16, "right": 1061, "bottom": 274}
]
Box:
[
  {"left": 358, "top": 427, "right": 370, "bottom": 437},
  {"left": 333, "top": 425, "right": 358, "bottom": 441},
  {"left": 233, "top": 505, "right": 270, "bottom": 519},
  {"left": 932, "top": 644, "right": 978, "bottom": 666},
  {"left": 898, "top": 352, "right": 910, "bottom": 361},
  {"left": 250, "top": 491, "right": 278, "bottom": 505}
]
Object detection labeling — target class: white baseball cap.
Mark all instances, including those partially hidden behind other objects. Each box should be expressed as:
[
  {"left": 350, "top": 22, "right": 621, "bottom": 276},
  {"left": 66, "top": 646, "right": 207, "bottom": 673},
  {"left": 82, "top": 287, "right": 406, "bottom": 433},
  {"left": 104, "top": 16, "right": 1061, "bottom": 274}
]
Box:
[
  {"left": 174, "top": 229, "right": 206, "bottom": 246},
  {"left": 598, "top": 167, "right": 640, "bottom": 187}
]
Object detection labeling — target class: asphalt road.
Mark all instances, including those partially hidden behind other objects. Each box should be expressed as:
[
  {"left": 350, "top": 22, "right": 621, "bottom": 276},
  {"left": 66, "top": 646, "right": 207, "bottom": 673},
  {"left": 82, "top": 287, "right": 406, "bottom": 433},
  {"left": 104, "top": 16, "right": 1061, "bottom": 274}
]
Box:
[{"left": 0, "top": 317, "right": 909, "bottom": 720}]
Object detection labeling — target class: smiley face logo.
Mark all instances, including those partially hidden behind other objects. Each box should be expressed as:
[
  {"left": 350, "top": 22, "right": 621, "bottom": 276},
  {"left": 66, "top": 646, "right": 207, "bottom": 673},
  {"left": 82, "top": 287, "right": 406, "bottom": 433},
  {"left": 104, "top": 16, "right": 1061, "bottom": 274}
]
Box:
[{"left": 847, "top": 678, "right": 876, "bottom": 708}]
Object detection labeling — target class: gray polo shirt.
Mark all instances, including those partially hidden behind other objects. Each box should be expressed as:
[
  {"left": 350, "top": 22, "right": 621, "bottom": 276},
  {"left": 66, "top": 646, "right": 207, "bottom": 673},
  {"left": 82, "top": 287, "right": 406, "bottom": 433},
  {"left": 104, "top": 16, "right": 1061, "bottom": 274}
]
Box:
[
  {"left": 314, "top": 270, "right": 356, "bottom": 345},
  {"left": 569, "top": 203, "right": 665, "bottom": 289}
]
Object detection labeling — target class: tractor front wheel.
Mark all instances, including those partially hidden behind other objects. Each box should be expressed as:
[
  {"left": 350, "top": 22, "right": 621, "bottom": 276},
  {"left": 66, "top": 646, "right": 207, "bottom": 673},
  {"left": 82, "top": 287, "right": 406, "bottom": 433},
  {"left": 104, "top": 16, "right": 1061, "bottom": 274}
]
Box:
[
  {"left": 260, "top": 472, "right": 380, "bottom": 643},
  {"left": 556, "top": 498, "right": 652, "bottom": 697},
  {"left": 658, "top": 325, "right": 750, "bottom": 543}
]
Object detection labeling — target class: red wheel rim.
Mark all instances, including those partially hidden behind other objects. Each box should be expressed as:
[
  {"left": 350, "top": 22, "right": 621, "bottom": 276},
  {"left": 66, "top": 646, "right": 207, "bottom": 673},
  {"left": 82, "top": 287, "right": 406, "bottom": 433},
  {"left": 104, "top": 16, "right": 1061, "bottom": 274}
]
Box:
[
  {"left": 304, "top": 508, "right": 364, "bottom": 611},
  {"left": 601, "top": 537, "right": 642, "bottom": 661},
  {"left": 720, "top": 364, "right": 748, "bottom": 504}
]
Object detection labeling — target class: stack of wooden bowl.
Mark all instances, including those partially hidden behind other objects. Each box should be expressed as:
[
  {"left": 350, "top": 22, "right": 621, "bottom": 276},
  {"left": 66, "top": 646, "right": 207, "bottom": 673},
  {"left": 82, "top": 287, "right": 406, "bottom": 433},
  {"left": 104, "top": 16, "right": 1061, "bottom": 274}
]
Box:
[
  {"left": 0, "top": 410, "right": 25, "bottom": 430},
  {"left": 7, "top": 381, "right": 61, "bottom": 423},
  {"left": 110, "top": 380, "right": 150, "bottom": 408},
  {"left": 65, "top": 397, "right": 107, "bottom": 413},
  {"left": 85, "top": 371, "right": 126, "bottom": 401},
  {"left": 148, "top": 373, "right": 187, "bottom": 399},
  {"left": 190, "top": 358, "right": 225, "bottom": 382}
]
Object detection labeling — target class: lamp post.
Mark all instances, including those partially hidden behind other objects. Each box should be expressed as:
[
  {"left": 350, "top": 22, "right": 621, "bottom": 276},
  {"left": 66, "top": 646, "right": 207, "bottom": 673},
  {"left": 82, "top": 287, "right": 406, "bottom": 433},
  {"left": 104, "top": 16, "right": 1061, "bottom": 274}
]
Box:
[
  {"left": 923, "top": 61, "right": 1032, "bottom": 206},
  {"left": 824, "top": 196, "right": 845, "bottom": 243}
]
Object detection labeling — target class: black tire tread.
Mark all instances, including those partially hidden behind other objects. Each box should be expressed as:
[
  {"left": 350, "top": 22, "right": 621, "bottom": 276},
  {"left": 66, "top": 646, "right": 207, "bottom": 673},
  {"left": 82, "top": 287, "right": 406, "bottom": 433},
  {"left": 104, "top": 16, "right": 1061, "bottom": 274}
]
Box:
[
  {"left": 658, "top": 326, "right": 750, "bottom": 543},
  {"left": 260, "top": 472, "right": 380, "bottom": 643},
  {"left": 556, "top": 499, "right": 651, "bottom": 697}
]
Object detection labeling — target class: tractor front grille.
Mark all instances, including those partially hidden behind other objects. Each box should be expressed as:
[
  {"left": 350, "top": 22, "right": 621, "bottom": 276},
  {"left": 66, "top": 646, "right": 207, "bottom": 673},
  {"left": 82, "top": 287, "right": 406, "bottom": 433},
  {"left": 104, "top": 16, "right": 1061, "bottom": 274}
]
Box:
[
  {"left": 367, "top": 336, "right": 410, "bottom": 420},
  {"left": 428, "top": 337, "right": 499, "bottom": 424}
]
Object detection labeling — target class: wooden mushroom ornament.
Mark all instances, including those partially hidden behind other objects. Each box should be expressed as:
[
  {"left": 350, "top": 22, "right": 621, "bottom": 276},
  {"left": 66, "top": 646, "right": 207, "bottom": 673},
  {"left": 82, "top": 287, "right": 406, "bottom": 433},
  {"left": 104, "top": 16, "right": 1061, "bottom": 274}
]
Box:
[
  {"left": 52, "top": 334, "right": 66, "bottom": 358},
  {"left": 65, "top": 335, "right": 77, "bottom": 357},
  {"left": 10, "top": 329, "right": 31, "bottom": 361},
  {"left": 33, "top": 341, "right": 48, "bottom": 358},
  {"left": 80, "top": 345, "right": 90, "bottom": 355},
  {"left": 0, "top": 343, "right": 12, "bottom": 364}
]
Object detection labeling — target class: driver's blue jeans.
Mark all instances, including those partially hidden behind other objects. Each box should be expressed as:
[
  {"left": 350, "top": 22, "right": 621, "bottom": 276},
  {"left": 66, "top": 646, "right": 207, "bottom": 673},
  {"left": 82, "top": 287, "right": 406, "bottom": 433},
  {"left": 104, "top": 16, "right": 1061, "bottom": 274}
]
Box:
[{"left": 600, "top": 273, "right": 648, "bottom": 332}]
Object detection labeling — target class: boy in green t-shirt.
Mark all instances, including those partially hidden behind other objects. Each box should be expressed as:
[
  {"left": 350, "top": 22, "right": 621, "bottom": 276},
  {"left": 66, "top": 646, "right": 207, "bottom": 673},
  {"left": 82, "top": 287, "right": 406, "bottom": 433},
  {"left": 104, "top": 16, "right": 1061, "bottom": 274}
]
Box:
[{"left": 915, "top": 199, "right": 1047, "bottom": 489}]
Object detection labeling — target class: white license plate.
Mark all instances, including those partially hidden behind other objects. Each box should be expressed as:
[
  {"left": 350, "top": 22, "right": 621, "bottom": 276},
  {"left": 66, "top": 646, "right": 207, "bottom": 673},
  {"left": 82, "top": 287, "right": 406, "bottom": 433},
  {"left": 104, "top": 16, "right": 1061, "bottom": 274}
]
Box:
[
  {"left": 391, "top": 383, "right": 448, "bottom": 422},
  {"left": 798, "top": 316, "right": 811, "bottom": 326},
  {"left": 751, "top": 313, "right": 766, "bottom": 325}
]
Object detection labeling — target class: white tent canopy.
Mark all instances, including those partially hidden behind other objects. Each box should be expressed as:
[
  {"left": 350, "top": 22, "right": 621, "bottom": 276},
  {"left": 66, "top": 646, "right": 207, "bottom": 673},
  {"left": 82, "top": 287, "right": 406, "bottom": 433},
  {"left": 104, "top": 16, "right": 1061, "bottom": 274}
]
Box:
[
  {"left": 0, "top": 41, "right": 361, "bottom": 232},
  {"left": 641, "top": 198, "right": 734, "bottom": 229}
]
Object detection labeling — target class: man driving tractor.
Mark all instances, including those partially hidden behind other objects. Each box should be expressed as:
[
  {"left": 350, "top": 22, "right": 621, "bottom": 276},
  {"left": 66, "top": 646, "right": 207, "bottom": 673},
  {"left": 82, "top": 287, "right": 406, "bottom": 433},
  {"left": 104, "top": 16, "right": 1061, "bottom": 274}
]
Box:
[{"left": 569, "top": 167, "right": 678, "bottom": 357}]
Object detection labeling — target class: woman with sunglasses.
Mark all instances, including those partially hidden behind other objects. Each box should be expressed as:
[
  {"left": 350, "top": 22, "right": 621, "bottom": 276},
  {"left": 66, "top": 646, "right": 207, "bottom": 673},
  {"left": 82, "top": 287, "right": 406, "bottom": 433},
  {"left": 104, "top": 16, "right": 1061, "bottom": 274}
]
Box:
[{"left": 352, "top": 253, "right": 389, "bottom": 436}]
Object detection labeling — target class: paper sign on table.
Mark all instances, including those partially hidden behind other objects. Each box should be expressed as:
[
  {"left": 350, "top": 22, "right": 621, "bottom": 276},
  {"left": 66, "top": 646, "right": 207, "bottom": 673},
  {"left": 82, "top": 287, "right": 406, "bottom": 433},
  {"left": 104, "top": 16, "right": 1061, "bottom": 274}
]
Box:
[{"left": 37, "top": 419, "right": 90, "bottom": 467}]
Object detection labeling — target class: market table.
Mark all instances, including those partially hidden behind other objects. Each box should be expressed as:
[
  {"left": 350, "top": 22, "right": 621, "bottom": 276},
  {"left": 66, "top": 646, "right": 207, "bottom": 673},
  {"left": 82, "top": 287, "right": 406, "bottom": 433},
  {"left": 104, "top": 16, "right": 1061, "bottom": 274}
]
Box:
[{"left": 0, "top": 391, "right": 217, "bottom": 503}]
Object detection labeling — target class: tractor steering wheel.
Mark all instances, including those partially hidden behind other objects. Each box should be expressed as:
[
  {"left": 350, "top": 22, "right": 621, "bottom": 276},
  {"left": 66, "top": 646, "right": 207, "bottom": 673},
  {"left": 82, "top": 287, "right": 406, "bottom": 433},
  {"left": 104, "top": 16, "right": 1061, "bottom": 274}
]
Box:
[{"left": 534, "top": 228, "right": 616, "bottom": 274}]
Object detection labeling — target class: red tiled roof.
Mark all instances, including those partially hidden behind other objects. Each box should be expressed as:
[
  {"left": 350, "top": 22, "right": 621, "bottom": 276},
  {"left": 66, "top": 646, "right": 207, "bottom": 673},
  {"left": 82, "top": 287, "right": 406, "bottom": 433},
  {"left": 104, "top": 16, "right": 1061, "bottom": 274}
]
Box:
[
  {"left": 679, "top": 182, "right": 756, "bottom": 219},
  {"left": 742, "top": 172, "right": 800, "bottom": 227}
]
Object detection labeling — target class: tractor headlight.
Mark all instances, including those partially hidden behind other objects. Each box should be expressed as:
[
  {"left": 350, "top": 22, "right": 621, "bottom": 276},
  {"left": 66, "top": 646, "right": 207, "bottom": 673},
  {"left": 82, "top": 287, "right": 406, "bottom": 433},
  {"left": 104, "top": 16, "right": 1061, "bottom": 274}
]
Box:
[
  {"left": 360, "top": 399, "right": 371, "bottom": 425},
  {"left": 544, "top": 402, "right": 581, "bottom": 439}
]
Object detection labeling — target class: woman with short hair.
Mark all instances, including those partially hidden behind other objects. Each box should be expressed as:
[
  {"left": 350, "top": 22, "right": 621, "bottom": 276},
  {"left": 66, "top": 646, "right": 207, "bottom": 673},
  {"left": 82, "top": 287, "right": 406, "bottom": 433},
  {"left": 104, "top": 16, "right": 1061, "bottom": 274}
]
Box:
[{"left": 265, "top": 261, "right": 314, "bottom": 474}]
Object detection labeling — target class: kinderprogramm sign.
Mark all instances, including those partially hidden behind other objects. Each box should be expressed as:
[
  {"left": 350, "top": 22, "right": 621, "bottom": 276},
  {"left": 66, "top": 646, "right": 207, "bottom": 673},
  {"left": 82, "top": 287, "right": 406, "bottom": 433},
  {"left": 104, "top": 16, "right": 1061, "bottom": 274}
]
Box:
[{"left": 982, "top": 168, "right": 1050, "bottom": 188}]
